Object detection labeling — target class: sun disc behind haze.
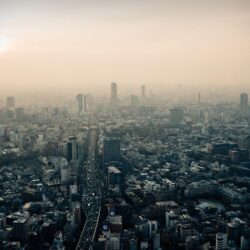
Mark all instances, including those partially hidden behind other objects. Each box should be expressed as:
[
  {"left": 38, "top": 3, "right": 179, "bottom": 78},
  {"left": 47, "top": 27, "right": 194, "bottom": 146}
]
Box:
[{"left": 0, "top": 36, "right": 10, "bottom": 53}]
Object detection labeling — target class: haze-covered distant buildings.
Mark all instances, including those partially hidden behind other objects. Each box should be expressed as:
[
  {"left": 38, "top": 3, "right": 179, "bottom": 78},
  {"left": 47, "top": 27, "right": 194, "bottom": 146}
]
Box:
[
  {"left": 0, "top": 88, "right": 250, "bottom": 249},
  {"left": 240, "top": 93, "right": 248, "bottom": 115}
]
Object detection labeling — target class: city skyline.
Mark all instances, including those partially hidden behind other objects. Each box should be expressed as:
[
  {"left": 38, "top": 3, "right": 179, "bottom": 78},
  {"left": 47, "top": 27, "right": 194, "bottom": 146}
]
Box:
[{"left": 1, "top": 1, "right": 250, "bottom": 249}]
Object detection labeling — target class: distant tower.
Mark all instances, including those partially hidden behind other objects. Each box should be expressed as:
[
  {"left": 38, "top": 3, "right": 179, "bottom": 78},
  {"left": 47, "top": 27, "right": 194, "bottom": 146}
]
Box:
[
  {"left": 6, "top": 96, "right": 15, "bottom": 109},
  {"left": 240, "top": 93, "right": 248, "bottom": 114},
  {"left": 111, "top": 82, "right": 118, "bottom": 106},
  {"left": 76, "top": 94, "right": 83, "bottom": 114},
  {"left": 141, "top": 85, "right": 146, "bottom": 99},
  {"left": 83, "top": 95, "right": 87, "bottom": 113},
  {"left": 198, "top": 93, "right": 201, "bottom": 104}
]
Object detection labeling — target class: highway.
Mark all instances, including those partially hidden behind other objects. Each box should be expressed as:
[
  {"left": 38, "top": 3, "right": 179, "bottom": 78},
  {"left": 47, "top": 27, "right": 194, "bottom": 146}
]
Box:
[{"left": 76, "top": 126, "right": 101, "bottom": 250}]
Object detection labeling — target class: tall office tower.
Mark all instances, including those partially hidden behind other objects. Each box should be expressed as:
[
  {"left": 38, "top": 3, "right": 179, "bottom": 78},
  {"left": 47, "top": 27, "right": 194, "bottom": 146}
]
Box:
[
  {"left": 67, "top": 137, "right": 78, "bottom": 161},
  {"left": 111, "top": 82, "right": 118, "bottom": 106},
  {"left": 72, "top": 202, "right": 82, "bottom": 227},
  {"left": 103, "top": 137, "right": 120, "bottom": 164},
  {"left": 12, "top": 219, "right": 29, "bottom": 244},
  {"left": 240, "top": 93, "right": 248, "bottom": 114},
  {"left": 76, "top": 94, "right": 83, "bottom": 114},
  {"left": 141, "top": 85, "right": 146, "bottom": 99},
  {"left": 81, "top": 95, "right": 86, "bottom": 113},
  {"left": 216, "top": 233, "right": 227, "bottom": 250},
  {"left": 198, "top": 92, "right": 201, "bottom": 104},
  {"left": 131, "top": 94, "right": 139, "bottom": 106},
  {"left": 83, "top": 94, "right": 94, "bottom": 112},
  {"left": 63, "top": 216, "right": 73, "bottom": 242},
  {"left": 77, "top": 141, "right": 85, "bottom": 162},
  {"left": 169, "top": 108, "right": 184, "bottom": 125},
  {"left": 83, "top": 95, "right": 88, "bottom": 113},
  {"left": 6, "top": 96, "right": 15, "bottom": 108}
]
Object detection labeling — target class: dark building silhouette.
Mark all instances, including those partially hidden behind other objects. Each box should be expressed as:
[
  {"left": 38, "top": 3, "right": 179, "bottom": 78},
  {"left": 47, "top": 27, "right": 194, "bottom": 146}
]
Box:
[{"left": 103, "top": 137, "right": 120, "bottom": 164}]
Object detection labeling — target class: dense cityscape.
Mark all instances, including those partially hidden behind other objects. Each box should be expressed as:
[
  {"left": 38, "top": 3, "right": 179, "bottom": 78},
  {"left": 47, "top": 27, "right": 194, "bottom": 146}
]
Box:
[{"left": 0, "top": 83, "right": 249, "bottom": 250}]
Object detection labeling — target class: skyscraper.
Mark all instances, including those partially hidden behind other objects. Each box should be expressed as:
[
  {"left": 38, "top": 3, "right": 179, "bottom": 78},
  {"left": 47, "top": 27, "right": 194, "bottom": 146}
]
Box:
[
  {"left": 12, "top": 219, "right": 29, "bottom": 244},
  {"left": 72, "top": 202, "right": 82, "bottom": 227},
  {"left": 240, "top": 93, "right": 248, "bottom": 114},
  {"left": 84, "top": 94, "right": 94, "bottom": 112},
  {"left": 76, "top": 94, "right": 83, "bottom": 114},
  {"left": 216, "top": 233, "right": 227, "bottom": 250},
  {"left": 111, "top": 82, "right": 118, "bottom": 106},
  {"left": 103, "top": 137, "right": 120, "bottom": 165},
  {"left": 77, "top": 141, "right": 85, "bottom": 162},
  {"left": 6, "top": 96, "right": 15, "bottom": 109},
  {"left": 67, "top": 137, "right": 78, "bottom": 162}
]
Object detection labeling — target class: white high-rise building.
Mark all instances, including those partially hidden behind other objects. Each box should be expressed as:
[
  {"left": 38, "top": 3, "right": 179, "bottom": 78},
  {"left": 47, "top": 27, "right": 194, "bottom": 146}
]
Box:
[{"left": 216, "top": 232, "right": 227, "bottom": 250}]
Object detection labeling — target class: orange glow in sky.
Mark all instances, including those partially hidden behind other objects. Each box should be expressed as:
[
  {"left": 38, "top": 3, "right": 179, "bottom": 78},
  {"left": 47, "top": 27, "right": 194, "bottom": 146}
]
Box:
[{"left": 0, "top": 0, "right": 250, "bottom": 93}]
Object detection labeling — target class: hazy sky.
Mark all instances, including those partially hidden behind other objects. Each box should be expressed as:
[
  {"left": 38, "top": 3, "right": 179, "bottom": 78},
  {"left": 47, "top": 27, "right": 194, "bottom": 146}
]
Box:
[{"left": 0, "top": 0, "right": 250, "bottom": 94}]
